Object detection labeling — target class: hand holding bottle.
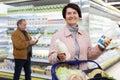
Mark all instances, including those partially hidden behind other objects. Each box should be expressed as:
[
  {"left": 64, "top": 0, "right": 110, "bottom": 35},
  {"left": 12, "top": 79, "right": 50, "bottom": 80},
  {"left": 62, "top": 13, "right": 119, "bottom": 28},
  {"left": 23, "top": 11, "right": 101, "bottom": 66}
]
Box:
[
  {"left": 32, "top": 33, "right": 42, "bottom": 42},
  {"left": 30, "top": 39, "right": 37, "bottom": 45},
  {"left": 55, "top": 39, "right": 71, "bottom": 61},
  {"left": 57, "top": 53, "right": 66, "bottom": 61}
]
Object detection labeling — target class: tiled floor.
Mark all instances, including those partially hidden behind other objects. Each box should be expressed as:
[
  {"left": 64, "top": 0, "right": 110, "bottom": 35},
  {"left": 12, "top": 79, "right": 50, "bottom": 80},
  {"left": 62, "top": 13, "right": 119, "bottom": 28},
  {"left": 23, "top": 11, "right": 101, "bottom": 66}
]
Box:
[{"left": 106, "top": 61, "right": 120, "bottom": 80}]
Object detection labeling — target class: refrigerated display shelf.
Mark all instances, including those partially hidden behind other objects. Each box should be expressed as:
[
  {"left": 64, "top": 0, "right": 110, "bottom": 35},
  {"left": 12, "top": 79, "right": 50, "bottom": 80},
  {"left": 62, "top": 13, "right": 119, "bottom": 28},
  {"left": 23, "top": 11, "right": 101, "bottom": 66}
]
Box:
[
  {"left": 0, "top": 54, "right": 8, "bottom": 57},
  {"left": 6, "top": 56, "right": 49, "bottom": 64},
  {"left": 0, "top": 69, "right": 50, "bottom": 80},
  {"left": 101, "top": 55, "right": 120, "bottom": 70},
  {"left": 0, "top": 72, "right": 24, "bottom": 80},
  {"left": 105, "top": 61, "right": 120, "bottom": 80},
  {"left": 0, "top": 54, "right": 8, "bottom": 61},
  {"left": 31, "top": 58, "right": 49, "bottom": 63},
  {"left": 106, "top": 43, "right": 120, "bottom": 50}
]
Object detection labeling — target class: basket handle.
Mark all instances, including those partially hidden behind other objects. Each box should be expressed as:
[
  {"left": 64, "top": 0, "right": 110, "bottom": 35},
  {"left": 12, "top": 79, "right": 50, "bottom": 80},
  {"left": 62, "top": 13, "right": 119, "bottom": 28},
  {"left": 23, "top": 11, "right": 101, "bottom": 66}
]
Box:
[{"left": 51, "top": 59, "right": 102, "bottom": 80}]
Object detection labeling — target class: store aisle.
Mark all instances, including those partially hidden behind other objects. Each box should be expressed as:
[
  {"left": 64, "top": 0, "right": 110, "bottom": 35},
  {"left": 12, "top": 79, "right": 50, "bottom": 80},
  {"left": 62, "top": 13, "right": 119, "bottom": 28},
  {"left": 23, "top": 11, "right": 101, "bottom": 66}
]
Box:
[{"left": 105, "top": 61, "right": 120, "bottom": 80}]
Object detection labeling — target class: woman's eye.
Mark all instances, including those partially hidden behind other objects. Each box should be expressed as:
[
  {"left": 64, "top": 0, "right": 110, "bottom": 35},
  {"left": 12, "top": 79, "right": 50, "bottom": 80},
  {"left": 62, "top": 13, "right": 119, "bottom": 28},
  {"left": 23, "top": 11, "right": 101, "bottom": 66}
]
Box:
[
  {"left": 73, "top": 12, "right": 77, "bottom": 14},
  {"left": 67, "top": 12, "right": 71, "bottom": 15}
]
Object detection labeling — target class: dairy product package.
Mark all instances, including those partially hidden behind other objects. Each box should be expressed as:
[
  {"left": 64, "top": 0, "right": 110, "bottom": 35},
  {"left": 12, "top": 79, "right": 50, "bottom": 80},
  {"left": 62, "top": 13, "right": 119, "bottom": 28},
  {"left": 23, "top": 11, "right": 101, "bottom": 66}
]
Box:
[{"left": 55, "top": 39, "right": 71, "bottom": 60}]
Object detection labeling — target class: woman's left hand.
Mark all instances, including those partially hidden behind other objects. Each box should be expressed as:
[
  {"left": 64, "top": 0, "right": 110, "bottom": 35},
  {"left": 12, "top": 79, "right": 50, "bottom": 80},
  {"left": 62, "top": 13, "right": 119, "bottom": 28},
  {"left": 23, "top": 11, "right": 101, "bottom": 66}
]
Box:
[
  {"left": 104, "top": 37, "right": 112, "bottom": 47},
  {"left": 98, "top": 37, "right": 112, "bottom": 51}
]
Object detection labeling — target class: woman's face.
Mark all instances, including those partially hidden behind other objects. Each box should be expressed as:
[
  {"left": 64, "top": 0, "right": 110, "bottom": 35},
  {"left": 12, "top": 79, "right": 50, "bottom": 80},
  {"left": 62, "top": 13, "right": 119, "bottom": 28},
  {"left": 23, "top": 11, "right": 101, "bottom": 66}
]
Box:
[{"left": 65, "top": 7, "right": 80, "bottom": 27}]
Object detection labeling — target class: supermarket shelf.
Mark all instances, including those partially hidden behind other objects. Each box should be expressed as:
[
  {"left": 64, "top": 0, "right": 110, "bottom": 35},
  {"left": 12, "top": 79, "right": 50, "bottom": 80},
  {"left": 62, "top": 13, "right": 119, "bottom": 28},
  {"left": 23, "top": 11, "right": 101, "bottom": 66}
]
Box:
[
  {"left": 101, "top": 55, "right": 120, "bottom": 70},
  {"left": 0, "top": 71, "right": 44, "bottom": 80},
  {"left": 7, "top": 55, "right": 49, "bottom": 63},
  {"left": 4, "top": 0, "right": 69, "bottom": 6},
  {"left": 0, "top": 69, "right": 51, "bottom": 80},
  {"left": 89, "top": 48, "right": 120, "bottom": 69},
  {"left": 0, "top": 54, "right": 8, "bottom": 57},
  {"left": 90, "top": 1, "right": 120, "bottom": 21},
  {"left": 106, "top": 43, "right": 120, "bottom": 50},
  {"left": 31, "top": 58, "right": 49, "bottom": 63},
  {"left": 6, "top": 56, "right": 50, "bottom": 64},
  {"left": 105, "top": 61, "right": 120, "bottom": 80}
]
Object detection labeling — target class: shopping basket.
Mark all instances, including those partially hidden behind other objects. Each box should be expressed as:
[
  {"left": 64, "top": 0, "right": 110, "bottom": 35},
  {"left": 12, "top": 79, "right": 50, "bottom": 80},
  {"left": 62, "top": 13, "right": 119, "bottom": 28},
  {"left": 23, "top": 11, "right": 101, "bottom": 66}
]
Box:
[{"left": 51, "top": 59, "right": 115, "bottom": 80}]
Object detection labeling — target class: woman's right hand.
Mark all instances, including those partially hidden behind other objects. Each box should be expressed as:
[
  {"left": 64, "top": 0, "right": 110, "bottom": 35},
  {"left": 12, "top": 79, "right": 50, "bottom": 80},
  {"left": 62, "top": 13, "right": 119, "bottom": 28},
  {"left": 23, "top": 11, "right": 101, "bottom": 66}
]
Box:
[{"left": 57, "top": 53, "right": 66, "bottom": 61}]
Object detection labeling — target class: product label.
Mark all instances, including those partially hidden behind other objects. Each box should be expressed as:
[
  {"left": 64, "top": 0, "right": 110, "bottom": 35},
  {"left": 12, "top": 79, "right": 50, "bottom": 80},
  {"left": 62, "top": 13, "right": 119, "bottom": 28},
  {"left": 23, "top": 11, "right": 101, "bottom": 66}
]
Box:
[{"left": 98, "top": 35, "right": 106, "bottom": 48}]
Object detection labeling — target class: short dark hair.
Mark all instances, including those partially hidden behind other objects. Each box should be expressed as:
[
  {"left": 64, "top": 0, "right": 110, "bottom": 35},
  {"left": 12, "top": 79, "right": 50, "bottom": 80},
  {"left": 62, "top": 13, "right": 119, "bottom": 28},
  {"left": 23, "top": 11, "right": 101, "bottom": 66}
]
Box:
[
  {"left": 17, "top": 19, "right": 26, "bottom": 27},
  {"left": 62, "top": 3, "right": 82, "bottom": 19}
]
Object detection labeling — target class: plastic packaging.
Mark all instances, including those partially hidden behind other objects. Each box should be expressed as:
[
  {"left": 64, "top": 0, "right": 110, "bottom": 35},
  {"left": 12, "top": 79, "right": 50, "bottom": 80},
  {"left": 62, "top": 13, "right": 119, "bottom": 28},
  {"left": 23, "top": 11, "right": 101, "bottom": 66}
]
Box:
[{"left": 55, "top": 39, "right": 71, "bottom": 60}]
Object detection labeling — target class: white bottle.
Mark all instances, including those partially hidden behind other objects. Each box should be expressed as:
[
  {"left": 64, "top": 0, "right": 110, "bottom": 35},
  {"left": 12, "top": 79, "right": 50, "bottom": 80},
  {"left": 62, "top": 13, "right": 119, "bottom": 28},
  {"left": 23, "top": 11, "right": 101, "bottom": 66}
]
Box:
[{"left": 55, "top": 39, "right": 71, "bottom": 60}]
